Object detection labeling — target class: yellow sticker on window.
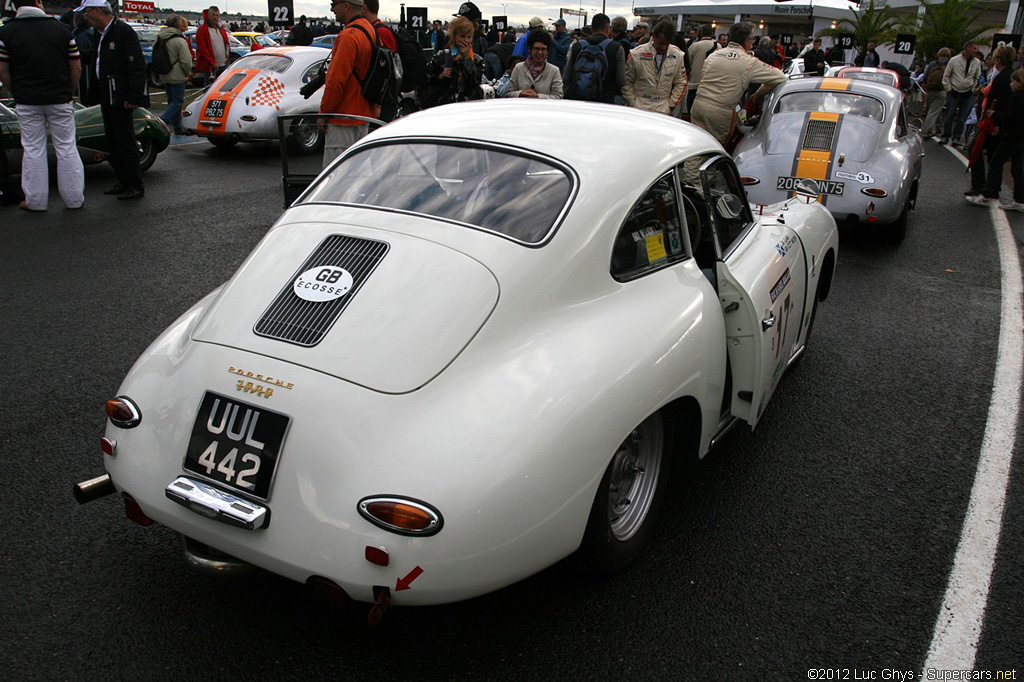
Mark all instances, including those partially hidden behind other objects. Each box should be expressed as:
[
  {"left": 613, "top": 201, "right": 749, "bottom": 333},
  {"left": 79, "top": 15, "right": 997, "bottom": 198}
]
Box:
[{"left": 646, "top": 233, "right": 667, "bottom": 262}]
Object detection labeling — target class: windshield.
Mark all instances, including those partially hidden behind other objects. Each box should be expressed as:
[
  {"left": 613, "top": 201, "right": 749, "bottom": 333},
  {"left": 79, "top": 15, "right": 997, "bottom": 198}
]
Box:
[
  {"left": 775, "top": 91, "right": 884, "bottom": 121},
  {"left": 844, "top": 71, "right": 898, "bottom": 87},
  {"left": 132, "top": 26, "right": 160, "bottom": 47},
  {"left": 303, "top": 142, "right": 574, "bottom": 244},
  {"left": 232, "top": 52, "right": 293, "bottom": 73}
]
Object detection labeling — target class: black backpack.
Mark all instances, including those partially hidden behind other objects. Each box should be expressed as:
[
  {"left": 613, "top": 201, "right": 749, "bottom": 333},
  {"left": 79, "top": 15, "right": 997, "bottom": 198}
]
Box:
[
  {"left": 571, "top": 37, "right": 612, "bottom": 102},
  {"left": 151, "top": 34, "right": 182, "bottom": 75},
  {"left": 394, "top": 29, "right": 426, "bottom": 91},
  {"left": 351, "top": 23, "right": 402, "bottom": 107}
]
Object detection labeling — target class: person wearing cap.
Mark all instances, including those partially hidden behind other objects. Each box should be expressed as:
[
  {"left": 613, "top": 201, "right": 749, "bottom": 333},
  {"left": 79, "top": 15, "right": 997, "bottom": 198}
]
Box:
[
  {"left": 453, "top": 2, "right": 488, "bottom": 59},
  {"left": 512, "top": 17, "right": 545, "bottom": 59},
  {"left": 195, "top": 6, "right": 229, "bottom": 85},
  {"left": 622, "top": 17, "right": 686, "bottom": 116},
  {"left": 632, "top": 21, "right": 649, "bottom": 46},
  {"left": 78, "top": 0, "right": 148, "bottom": 200},
  {"left": 549, "top": 18, "right": 570, "bottom": 70},
  {"left": 319, "top": 0, "right": 377, "bottom": 167},
  {"left": 0, "top": 0, "right": 84, "bottom": 211}
]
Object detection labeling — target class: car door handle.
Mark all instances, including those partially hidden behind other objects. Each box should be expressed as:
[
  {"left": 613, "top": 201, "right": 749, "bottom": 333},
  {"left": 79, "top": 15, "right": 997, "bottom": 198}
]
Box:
[{"left": 761, "top": 310, "right": 776, "bottom": 332}]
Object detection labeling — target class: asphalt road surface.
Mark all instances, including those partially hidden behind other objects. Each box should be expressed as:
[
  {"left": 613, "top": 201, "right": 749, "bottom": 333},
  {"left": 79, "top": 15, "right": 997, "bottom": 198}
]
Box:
[{"left": 0, "top": 134, "right": 1020, "bottom": 680}]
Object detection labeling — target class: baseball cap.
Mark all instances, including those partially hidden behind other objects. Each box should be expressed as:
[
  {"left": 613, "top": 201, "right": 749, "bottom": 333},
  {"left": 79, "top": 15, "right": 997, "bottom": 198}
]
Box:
[
  {"left": 528, "top": 16, "right": 543, "bottom": 28},
  {"left": 74, "top": 0, "right": 110, "bottom": 11},
  {"left": 554, "top": 18, "right": 566, "bottom": 26},
  {"left": 454, "top": 1, "right": 481, "bottom": 21},
  {"left": 635, "top": 21, "right": 650, "bottom": 29}
]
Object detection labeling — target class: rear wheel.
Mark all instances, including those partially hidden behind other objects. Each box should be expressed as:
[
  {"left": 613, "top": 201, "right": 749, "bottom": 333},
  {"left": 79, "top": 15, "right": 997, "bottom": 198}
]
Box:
[
  {"left": 578, "top": 411, "right": 671, "bottom": 575},
  {"left": 138, "top": 137, "right": 158, "bottom": 172},
  {"left": 287, "top": 117, "right": 324, "bottom": 155},
  {"left": 886, "top": 202, "right": 909, "bottom": 244}
]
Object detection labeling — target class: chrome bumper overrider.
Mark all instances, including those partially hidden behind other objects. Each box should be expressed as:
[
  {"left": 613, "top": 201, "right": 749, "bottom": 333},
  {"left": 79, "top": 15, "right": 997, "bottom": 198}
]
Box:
[{"left": 165, "top": 476, "right": 269, "bottom": 530}]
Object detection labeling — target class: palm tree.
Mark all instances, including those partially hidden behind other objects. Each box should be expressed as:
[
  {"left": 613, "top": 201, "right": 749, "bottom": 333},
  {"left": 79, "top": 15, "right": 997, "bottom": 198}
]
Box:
[
  {"left": 906, "top": 0, "right": 1001, "bottom": 62},
  {"left": 816, "top": 0, "right": 901, "bottom": 55}
]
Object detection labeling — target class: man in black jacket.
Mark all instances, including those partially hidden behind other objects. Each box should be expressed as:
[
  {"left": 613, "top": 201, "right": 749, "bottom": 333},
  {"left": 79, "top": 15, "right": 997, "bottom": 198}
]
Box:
[
  {"left": 803, "top": 38, "right": 827, "bottom": 76},
  {"left": 77, "top": 0, "right": 148, "bottom": 199},
  {"left": 288, "top": 16, "right": 312, "bottom": 46}
]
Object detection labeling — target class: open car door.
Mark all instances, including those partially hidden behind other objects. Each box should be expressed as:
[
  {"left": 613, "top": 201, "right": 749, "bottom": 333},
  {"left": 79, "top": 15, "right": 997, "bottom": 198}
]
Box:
[{"left": 699, "top": 156, "right": 808, "bottom": 428}]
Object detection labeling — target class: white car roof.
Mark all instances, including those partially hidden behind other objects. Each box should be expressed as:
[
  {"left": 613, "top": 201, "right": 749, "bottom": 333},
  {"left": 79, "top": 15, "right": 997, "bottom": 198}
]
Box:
[{"left": 364, "top": 100, "right": 724, "bottom": 176}]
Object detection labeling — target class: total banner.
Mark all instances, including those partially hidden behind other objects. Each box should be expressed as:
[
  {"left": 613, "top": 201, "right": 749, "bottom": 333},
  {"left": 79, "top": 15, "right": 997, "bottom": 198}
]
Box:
[{"left": 123, "top": 0, "right": 155, "bottom": 11}]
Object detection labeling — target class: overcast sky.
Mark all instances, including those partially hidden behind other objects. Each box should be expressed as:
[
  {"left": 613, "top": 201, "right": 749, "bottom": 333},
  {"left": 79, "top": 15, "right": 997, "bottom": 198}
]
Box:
[{"left": 169, "top": 0, "right": 646, "bottom": 30}]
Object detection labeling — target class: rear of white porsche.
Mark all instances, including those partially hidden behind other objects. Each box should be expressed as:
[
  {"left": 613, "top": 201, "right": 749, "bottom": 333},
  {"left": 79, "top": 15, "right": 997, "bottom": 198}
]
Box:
[
  {"left": 181, "top": 49, "right": 322, "bottom": 142},
  {"left": 81, "top": 209, "right": 606, "bottom": 610}
]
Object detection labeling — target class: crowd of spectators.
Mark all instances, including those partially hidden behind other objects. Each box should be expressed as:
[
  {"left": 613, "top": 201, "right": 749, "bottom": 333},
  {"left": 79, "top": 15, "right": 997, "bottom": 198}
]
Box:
[{"left": 8, "top": 0, "right": 1023, "bottom": 212}]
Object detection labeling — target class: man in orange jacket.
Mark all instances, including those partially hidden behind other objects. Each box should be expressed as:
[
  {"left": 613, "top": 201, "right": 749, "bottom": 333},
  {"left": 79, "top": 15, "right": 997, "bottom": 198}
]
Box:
[{"left": 319, "top": 0, "right": 378, "bottom": 167}]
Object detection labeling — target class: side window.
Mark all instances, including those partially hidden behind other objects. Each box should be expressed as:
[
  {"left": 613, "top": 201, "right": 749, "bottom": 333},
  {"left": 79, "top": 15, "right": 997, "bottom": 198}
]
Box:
[
  {"left": 302, "top": 60, "right": 326, "bottom": 84},
  {"left": 611, "top": 173, "right": 688, "bottom": 280},
  {"left": 700, "top": 156, "right": 754, "bottom": 257},
  {"left": 896, "top": 103, "right": 908, "bottom": 138}
]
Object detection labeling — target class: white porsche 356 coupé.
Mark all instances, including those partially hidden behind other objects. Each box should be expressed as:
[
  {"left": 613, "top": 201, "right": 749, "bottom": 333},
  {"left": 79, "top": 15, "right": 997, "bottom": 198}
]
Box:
[{"left": 77, "top": 100, "right": 838, "bottom": 612}]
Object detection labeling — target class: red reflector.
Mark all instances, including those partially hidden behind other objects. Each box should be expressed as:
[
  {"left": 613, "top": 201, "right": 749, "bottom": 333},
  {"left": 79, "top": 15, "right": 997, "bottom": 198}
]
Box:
[
  {"left": 868, "top": 216, "right": 878, "bottom": 222},
  {"left": 122, "top": 493, "right": 153, "bottom": 526},
  {"left": 100, "top": 437, "right": 116, "bottom": 456},
  {"left": 365, "top": 546, "right": 389, "bottom": 566}
]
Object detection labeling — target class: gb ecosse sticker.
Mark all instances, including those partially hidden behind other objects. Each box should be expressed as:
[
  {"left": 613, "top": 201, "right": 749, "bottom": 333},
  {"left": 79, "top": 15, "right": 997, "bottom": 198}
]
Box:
[{"left": 293, "top": 266, "right": 353, "bottom": 302}]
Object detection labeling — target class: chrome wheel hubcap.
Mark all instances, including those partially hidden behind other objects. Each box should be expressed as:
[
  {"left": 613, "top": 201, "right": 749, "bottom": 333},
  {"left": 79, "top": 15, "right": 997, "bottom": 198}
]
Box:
[{"left": 607, "top": 413, "right": 663, "bottom": 541}]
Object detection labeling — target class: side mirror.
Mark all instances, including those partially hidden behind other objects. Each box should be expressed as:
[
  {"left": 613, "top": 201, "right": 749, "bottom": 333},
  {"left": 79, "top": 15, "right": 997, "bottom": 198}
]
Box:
[
  {"left": 793, "top": 178, "right": 820, "bottom": 198},
  {"left": 715, "top": 193, "right": 744, "bottom": 220}
]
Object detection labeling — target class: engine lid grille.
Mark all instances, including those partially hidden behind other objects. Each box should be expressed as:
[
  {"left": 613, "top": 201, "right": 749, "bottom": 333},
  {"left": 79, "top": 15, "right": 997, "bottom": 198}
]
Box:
[
  {"left": 254, "top": 235, "right": 389, "bottom": 347},
  {"left": 802, "top": 119, "right": 838, "bottom": 151}
]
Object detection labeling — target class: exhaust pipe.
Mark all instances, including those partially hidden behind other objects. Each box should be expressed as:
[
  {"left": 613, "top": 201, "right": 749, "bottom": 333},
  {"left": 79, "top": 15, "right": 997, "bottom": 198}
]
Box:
[{"left": 74, "top": 474, "right": 116, "bottom": 504}]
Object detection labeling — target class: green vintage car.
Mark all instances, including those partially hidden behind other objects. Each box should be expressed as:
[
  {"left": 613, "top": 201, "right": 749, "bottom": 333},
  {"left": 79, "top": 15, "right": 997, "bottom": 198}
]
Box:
[{"left": 0, "top": 99, "right": 170, "bottom": 173}]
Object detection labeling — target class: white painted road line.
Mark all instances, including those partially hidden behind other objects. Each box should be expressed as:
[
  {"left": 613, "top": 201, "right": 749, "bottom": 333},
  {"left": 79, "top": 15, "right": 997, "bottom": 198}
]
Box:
[{"left": 924, "top": 147, "right": 1024, "bottom": 670}]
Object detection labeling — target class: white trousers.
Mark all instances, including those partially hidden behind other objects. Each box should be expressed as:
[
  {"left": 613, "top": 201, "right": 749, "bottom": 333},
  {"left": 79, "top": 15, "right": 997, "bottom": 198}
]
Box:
[
  {"left": 322, "top": 124, "right": 368, "bottom": 169},
  {"left": 19, "top": 102, "right": 85, "bottom": 210}
]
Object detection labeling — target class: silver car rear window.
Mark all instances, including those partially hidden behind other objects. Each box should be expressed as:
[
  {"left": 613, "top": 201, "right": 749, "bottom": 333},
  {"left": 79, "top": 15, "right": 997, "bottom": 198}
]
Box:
[
  {"left": 303, "top": 142, "right": 574, "bottom": 245},
  {"left": 774, "top": 91, "right": 884, "bottom": 121},
  {"left": 232, "top": 53, "right": 293, "bottom": 73}
]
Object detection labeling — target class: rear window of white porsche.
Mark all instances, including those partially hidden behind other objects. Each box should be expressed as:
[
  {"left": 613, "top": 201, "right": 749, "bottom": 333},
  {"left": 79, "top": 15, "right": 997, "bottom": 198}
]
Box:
[
  {"left": 232, "top": 53, "right": 293, "bottom": 73},
  {"left": 774, "top": 91, "right": 884, "bottom": 121},
  {"left": 303, "top": 142, "right": 575, "bottom": 245}
]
